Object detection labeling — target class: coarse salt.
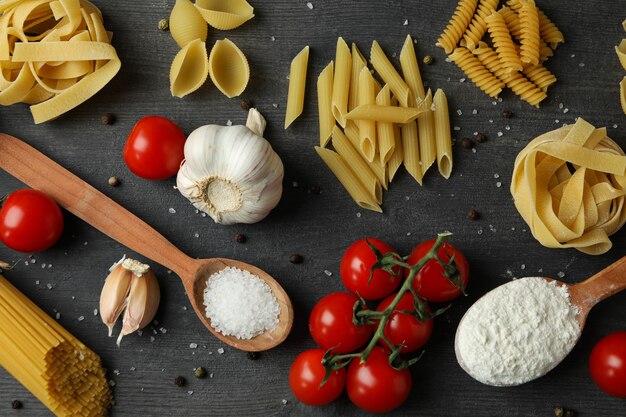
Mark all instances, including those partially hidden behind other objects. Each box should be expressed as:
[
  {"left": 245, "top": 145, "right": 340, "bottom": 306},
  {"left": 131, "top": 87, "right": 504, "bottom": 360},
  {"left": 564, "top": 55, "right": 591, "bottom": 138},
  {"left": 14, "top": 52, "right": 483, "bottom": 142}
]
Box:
[{"left": 203, "top": 267, "right": 280, "bottom": 339}]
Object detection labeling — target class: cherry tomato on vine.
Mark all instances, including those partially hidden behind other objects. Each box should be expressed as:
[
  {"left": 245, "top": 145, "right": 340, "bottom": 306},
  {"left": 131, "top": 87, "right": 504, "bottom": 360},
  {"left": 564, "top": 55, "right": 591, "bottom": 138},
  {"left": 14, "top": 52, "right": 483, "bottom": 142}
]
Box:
[
  {"left": 123, "top": 116, "right": 186, "bottom": 180},
  {"left": 346, "top": 346, "right": 412, "bottom": 413},
  {"left": 340, "top": 238, "right": 403, "bottom": 300},
  {"left": 309, "top": 292, "right": 374, "bottom": 354},
  {"left": 0, "top": 189, "right": 63, "bottom": 253},
  {"left": 407, "top": 240, "right": 469, "bottom": 303},
  {"left": 289, "top": 348, "right": 346, "bottom": 406},
  {"left": 589, "top": 331, "right": 626, "bottom": 397},
  {"left": 376, "top": 292, "right": 433, "bottom": 353}
]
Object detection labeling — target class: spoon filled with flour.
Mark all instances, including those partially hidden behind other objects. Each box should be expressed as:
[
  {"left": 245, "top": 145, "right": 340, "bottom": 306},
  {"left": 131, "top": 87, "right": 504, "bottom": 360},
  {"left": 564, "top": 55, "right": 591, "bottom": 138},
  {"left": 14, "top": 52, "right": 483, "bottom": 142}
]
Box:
[{"left": 455, "top": 257, "right": 626, "bottom": 387}]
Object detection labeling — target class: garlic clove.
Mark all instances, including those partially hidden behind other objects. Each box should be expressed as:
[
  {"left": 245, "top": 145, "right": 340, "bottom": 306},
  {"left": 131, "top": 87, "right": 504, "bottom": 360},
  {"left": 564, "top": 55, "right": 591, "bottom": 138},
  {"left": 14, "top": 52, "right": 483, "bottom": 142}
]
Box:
[
  {"left": 116, "top": 269, "right": 160, "bottom": 347},
  {"left": 99, "top": 262, "right": 132, "bottom": 337}
]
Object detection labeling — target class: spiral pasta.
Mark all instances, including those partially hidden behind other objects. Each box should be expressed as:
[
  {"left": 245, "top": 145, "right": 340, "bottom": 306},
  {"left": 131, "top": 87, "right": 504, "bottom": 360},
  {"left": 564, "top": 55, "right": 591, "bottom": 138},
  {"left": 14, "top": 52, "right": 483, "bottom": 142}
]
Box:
[
  {"left": 518, "top": 0, "right": 540, "bottom": 65},
  {"left": 437, "top": 0, "right": 478, "bottom": 54},
  {"left": 462, "top": 0, "right": 499, "bottom": 51},
  {"left": 522, "top": 63, "right": 556, "bottom": 91},
  {"left": 474, "top": 43, "right": 546, "bottom": 106},
  {"left": 511, "top": 118, "right": 626, "bottom": 255},
  {"left": 485, "top": 11, "right": 523, "bottom": 73},
  {"left": 507, "top": 0, "right": 564, "bottom": 48},
  {"left": 498, "top": 6, "right": 553, "bottom": 62},
  {"left": 449, "top": 47, "right": 503, "bottom": 97}
]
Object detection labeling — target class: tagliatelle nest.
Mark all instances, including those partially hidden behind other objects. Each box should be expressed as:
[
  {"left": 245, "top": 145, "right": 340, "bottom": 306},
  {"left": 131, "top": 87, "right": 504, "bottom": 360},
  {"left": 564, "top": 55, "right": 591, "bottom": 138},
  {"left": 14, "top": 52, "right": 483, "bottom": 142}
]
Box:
[{"left": 511, "top": 118, "right": 626, "bottom": 255}]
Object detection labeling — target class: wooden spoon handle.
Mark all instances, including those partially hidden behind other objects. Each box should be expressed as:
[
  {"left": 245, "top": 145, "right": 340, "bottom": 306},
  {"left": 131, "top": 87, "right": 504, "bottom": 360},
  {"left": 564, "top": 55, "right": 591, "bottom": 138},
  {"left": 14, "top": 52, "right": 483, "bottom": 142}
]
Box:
[
  {"left": 0, "top": 133, "right": 194, "bottom": 277},
  {"left": 572, "top": 255, "right": 626, "bottom": 310}
]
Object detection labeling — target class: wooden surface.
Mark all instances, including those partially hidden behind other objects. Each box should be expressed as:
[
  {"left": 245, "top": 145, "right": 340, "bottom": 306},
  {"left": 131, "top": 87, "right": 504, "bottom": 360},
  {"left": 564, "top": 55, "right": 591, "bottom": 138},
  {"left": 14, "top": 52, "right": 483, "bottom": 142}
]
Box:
[{"left": 0, "top": 0, "right": 625, "bottom": 415}]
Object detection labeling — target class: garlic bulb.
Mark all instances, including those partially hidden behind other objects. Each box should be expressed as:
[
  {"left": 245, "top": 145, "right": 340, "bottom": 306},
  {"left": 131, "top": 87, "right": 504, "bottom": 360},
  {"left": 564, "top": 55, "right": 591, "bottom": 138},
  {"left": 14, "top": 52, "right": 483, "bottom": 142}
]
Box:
[{"left": 176, "top": 109, "right": 284, "bottom": 225}]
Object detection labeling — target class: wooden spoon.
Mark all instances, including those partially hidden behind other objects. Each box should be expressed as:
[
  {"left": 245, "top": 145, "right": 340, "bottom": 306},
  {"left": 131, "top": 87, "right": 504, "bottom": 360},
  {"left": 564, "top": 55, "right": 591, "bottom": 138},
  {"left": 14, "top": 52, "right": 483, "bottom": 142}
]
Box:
[
  {"left": 0, "top": 133, "right": 293, "bottom": 352},
  {"left": 455, "top": 256, "right": 626, "bottom": 386}
]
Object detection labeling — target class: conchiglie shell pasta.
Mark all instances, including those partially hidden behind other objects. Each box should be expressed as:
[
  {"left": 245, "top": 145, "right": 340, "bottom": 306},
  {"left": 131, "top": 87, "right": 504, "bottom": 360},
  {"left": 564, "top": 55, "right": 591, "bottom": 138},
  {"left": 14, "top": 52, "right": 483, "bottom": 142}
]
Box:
[
  {"left": 170, "top": 39, "right": 209, "bottom": 98},
  {"left": 170, "top": 0, "right": 207, "bottom": 49},
  {"left": 208, "top": 38, "right": 250, "bottom": 98},
  {"left": 195, "top": 0, "right": 254, "bottom": 30}
]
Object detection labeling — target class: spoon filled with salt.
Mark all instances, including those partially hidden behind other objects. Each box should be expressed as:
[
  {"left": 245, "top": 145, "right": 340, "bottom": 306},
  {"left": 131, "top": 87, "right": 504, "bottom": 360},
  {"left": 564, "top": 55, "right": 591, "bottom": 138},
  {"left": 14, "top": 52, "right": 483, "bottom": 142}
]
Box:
[
  {"left": 455, "top": 257, "right": 626, "bottom": 387},
  {"left": 0, "top": 134, "right": 294, "bottom": 352}
]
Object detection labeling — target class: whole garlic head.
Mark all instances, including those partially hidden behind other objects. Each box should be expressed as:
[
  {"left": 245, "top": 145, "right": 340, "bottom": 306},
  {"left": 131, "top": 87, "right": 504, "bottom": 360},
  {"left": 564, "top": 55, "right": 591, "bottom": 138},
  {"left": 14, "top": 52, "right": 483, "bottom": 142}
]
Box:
[{"left": 176, "top": 109, "right": 284, "bottom": 225}]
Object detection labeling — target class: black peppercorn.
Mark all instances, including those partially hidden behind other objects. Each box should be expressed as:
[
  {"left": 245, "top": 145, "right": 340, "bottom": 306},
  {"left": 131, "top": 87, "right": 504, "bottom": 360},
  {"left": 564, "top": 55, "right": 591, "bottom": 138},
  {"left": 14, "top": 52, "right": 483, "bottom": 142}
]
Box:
[
  {"left": 235, "top": 234, "right": 247, "bottom": 243},
  {"left": 563, "top": 410, "right": 577, "bottom": 417},
  {"left": 501, "top": 110, "right": 514, "bottom": 118},
  {"left": 240, "top": 99, "right": 252, "bottom": 111},
  {"left": 108, "top": 176, "right": 121, "bottom": 187},
  {"left": 467, "top": 209, "right": 479, "bottom": 220},
  {"left": 309, "top": 185, "right": 322, "bottom": 195},
  {"left": 289, "top": 254, "right": 304, "bottom": 264},
  {"left": 11, "top": 400, "right": 22, "bottom": 409},
  {"left": 100, "top": 113, "right": 116, "bottom": 125},
  {"left": 473, "top": 132, "right": 487, "bottom": 143},
  {"left": 461, "top": 137, "right": 473, "bottom": 149},
  {"left": 194, "top": 367, "right": 207, "bottom": 379},
  {"left": 158, "top": 18, "right": 169, "bottom": 31},
  {"left": 423, "top": 55, "right": 433, "bottom": 65},
  {"left": 247, "top": 351, "right": 260, "bottom": 360},
  {"left": 174, "top": 376, "right": 186, "bottom": 387}
]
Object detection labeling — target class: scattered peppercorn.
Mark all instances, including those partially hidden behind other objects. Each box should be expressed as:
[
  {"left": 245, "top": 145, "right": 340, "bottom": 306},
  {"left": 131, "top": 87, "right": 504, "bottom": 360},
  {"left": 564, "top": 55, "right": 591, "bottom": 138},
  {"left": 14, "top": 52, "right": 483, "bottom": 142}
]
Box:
[
  {"left": 553, "top": 406, "right": 564, "bottom": 417},
  {"left": 247, "top": 351, "right": 260, "bottom": 360},
  {"left": 289, "top": 254, "right": 303, "bottom": 264},
  {"left": 473, "top": 132, "right": 487, "bottom": 143},
  {"left": 563, "top": 410, "right": 577, "bottom": 417},
  {"left": 467, "top": 209, "right": 480, "bottom": 220},
  {"left": 461, "top": 137, "right": 473, "bottom": 149},
  {"left": 174, "top": 376, "right": 186, "bottom": 387},
  {"left": 11, "top": 400, "right": 22, "bottom": 409},
  {"left": 501, "top": 110, "right": 514, "bottom": 118},
  {"left": 423, "top": 55, "right": 433, "bottom": 65},
  {"left": 108, "top": 176, "right": 120, "bottom": 187},
  {"left": 100, "top": 113, "right": 116, "bottom": 125},
  {"left": 158, "top": 18, "right": 169, "bottom": 31},
  {"left": 309, "top": 185, "right": 322, "bottom": 195},
  {"left": 194, "top": 367, "right": 207, "bottom": 379},
  {"left": 235, "top": 234, "right": 247, "bottom": 243},
  {"left": 240, "top": 99, "right": 252, "bottom": 111}
]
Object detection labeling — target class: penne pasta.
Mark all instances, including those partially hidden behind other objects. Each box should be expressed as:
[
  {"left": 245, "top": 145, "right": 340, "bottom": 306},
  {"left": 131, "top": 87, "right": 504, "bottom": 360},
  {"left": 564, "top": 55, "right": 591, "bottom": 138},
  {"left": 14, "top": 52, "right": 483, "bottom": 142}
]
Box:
[
  {"left": 376, "top": 84, "right": 395, "bottom": 165},
  {"left": 315, "top": 146, "right": 382, "bottom": 213},
  {"left": 358, "top": 67, "right": 377, "bottom": 162},
  {"left": 387, "top": 123, "right": 404, "bottom": 182},
  {"left": 317, "top": 61, "right": 335, "bottom": 147},
  {"left": 331, "top": 37, "right": 351, "bottom": 127},
  {"left": 433, "top": 89, "right": 453, "bottom": 179},
  {"left": 332, "top": 126, "right": 382, "bottom": 204},
  {"left": 284, "top": 45, "right": 309, "bottom": 129},
  {"left": 345, "top": 104, "right": 427, "bottom": 124},
  {"left": 370, "top": 40, "right": 410, "bottom": 107},
  {"left": 418, "top": 90, "right": 437, "bottom": 176},
  {"left": 344, "top": 120, "right": 387, "bottom": 188},
  {"left": 399, "top": 35, "right": 425, "bottom": 100},
  {"left": 401, "top": 117, "right": 422, "bottom": 185},
  {"left": 349, "top": 43, "right": 366, "bottom": 111}
]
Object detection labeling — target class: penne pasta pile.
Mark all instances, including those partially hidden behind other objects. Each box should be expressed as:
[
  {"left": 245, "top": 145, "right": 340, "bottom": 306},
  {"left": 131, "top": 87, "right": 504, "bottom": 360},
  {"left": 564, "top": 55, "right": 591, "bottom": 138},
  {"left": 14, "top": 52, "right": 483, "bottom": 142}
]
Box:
[
  {"left": 312, "top": 36, "right": 453, "bottom": 213},
  {"left": 437, "top": 0, "right": 564, "bottom": 107}
]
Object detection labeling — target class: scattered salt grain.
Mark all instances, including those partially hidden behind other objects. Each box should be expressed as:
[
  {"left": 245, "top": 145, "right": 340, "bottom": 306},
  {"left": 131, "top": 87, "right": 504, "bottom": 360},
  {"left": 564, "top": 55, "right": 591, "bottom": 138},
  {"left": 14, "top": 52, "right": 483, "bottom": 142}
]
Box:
[
  {"left": 203, "top": 267, "right": 280, "bottom": 340},
  {"left": 459, "top": 78, "right": 466, "bottom": 83},
  {"left": 563, "top": 108, "right": 569, "bottom": 114},
  {"left": 496, "top": 182, "right": 502, "bottom": 187},
  {"left": 489, "top": 119, "right": 493, "bottom": 123},
  {"left": 168, "top": 208, "right": 176, "bottom": 214},
  {"left": 445, "top": 57, "right": 451, "bottom": 63},
  {"left": 150, "top": 336, "right": 155, "bottom": 342},
  {"left": 190, "top": 343, "right": 198, "bottom": 349},
  {"left": 557, "top": 271, "right": 565, "bottom": 278},
  {"left": 30, "top": 258, "right": 36, "bottom": 264},
  {"left": 521, "top": 264, "right": 526, "bottom": 270},
  {"left": 477, "top": 229, "right": 483, "bottom": 235},
  {"left": 555, "top": 119, "right": 559, "bottom": 124},
  {"left": 579, "top": 62, "right": 585, "bottom": 67},
  {"left": 282, "top": 399, "right": 288, "bottom": 405},
  {"left": 494, "top": 173, "right": 500, "bottom": 179},
  {"left": 505, "top": 125, "right": 510, "bottom": 131},
  {"left": 497, "top": 131, "right": 503, "bottom": 137},
  {"left": 109, "top": 380, "right": 116, "bottom": 387},
  {"left": 41, "top": 263, "right": 46, "bottom": 268},
  {"left": 324, "top": 270, "right": 333, "bottom": 276},
  {"left": 226, "top": 120, "right": 233, "bottom": 126},
  {"left": 403, "top": 19, "right": 408, "bottom": 26},
  {"left": 114, "top": 370, "right": 120, "bottom": 376},
  {"left": 188, "top": 391, "right": 194, "bottom": 395},
  {"left": 453, "top": 126, "right": 461, "bottom": 131},
  {"left": 306, "top": 2, "right": 313, "bottom": 9},
  {"left": 613, "top": 124, "right": 618, "bottom": 129},
  {"left": 78, "top": 316, "right": 85, "bottom": 321},
  {"left": 94, "top": 309, "right": 98, "bottom": 316},
  {"left": 472, "top": 109, "right": 477, "bottom": 115},
  {"left": 559, "top": 103, "right": 564, "bottom": 109},
  {"left": 492, "top": 101, "right": 497, "bottom": 106},
  {"left": 356, "top": 212, "right": 362, "bottom": 218},
  {"left": 272, "top": 103, "right": 278, "bottom": 108},
  {"left": 570, "top": 54, "right": 575, "bottom": 58},
  {"left": 456, "top": 109, "right": 462, "bottom": 116},
  {"left": 472, "top": 148, "right": 477, "bottom": 153},
  {"left": 46, "top": 283, "right": 53, "bottom": 290},
  {"left": 56, "top": 312, "right": 61, "bottom": 320},
  {"left": 217, "top": 348, "right": 225, "bottom": 354},
  {"left": 270, "top": 36, "right": 275, "bottom": 41}
]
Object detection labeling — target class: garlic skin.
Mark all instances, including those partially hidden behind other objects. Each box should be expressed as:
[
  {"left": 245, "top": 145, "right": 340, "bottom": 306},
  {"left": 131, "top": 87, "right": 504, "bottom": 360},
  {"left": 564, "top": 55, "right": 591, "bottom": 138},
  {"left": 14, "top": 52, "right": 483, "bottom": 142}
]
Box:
[
  {"left": 99, "top": 262, "right": 133, "bottom": 337},
  {"left": 176, "top": 109, "right": 284, "bottom": 225}
]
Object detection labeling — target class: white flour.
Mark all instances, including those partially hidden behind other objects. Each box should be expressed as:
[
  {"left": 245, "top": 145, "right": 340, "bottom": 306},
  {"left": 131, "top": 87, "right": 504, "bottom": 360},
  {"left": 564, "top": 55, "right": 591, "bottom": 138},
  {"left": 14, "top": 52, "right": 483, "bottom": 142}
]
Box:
[{"left": 455, "top": 277, "right": 581, "bottom": 386}]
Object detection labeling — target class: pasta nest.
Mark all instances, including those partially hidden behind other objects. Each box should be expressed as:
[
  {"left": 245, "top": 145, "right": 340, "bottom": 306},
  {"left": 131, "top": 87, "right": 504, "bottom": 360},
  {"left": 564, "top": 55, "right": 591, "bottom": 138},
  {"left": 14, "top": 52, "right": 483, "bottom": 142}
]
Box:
[{"left": 511, "top": 119, "right": 626, "bottom": 255}]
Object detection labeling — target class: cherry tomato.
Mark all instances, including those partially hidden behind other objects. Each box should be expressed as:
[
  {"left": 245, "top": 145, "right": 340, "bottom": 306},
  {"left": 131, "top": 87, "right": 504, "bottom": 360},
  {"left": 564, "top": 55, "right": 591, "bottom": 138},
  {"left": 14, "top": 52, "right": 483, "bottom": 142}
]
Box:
[
  {"left": 376, "top": 292, "right": 433, "bottom": 353},
  {"left": 407, "top": 240, "right": 469, "bottom": 303},
  {"left": 289, "top": 348, "right": 346, "bottom": 406},
  {"left": 123, "top": 116, "right": 186, "bottom": 180},
  {"left": 589, "top": 331, "right": 626, "bottom": 397},
  {"left": 340, "top": 238, "right": 403, "bottom": 300},
  {"left": 0, "top": 189, "right": 63, "bottom": 253},
  {"left": 346, "top": 346, "right": 412, "bottom": 413},
  {"left": 309, "top": 292, "right": 374, "bottom": 354}
]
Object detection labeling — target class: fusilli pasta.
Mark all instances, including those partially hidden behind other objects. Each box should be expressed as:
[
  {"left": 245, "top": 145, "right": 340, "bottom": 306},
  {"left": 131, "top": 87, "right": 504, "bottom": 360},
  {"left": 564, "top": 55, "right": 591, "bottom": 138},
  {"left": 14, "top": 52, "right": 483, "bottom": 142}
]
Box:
[
  {"left": 437, "top": 0, "right": 479, "bottom": 54},
  {"left": 449, "top": 47, "right": 504, "bottom": 97},
  {"left": 485, "top": 10, "right": 523, "bottom": 72}
]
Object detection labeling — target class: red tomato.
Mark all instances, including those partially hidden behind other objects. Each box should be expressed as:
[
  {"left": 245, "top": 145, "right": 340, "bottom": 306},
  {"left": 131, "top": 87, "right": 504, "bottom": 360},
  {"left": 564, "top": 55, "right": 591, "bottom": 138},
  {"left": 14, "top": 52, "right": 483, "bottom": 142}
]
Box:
[
  {"left": 123, "top": 116, "right": 186, "bottom": 179},
  {"left": 309, "top": 292, "right": 374, "bottom": 354},
  {"left": 346, "top": 346, "right": 412, "bottom": 413},
  {"left": 340, "top": 238, "right": 403, "bottom": 300},
  {"left": 376, "top": 292, "right": 433, "bottom": 353},
  {"left": 407, "top": 240, "right": 469, "bottom": 303},
  {"left": 0, "top": 189, "right": 63, "bottom": 253},
  {"left": 590, "top": 331, "right": 626, "bottom": 397},
  {"left": 289, "top": 349, "right": 346, "bottom": 406}
]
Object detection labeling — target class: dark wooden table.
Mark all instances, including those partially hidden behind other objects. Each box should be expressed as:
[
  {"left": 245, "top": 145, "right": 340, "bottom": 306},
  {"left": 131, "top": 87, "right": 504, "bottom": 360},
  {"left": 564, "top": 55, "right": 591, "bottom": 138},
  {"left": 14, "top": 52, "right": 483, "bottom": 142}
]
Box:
[{"left": 1, "top": 0, "right": 626, "bottom": 415}]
